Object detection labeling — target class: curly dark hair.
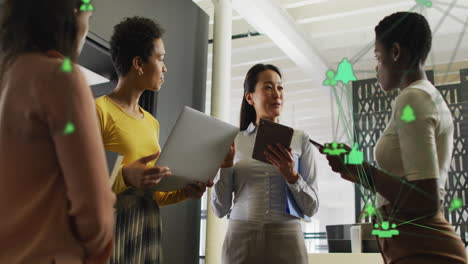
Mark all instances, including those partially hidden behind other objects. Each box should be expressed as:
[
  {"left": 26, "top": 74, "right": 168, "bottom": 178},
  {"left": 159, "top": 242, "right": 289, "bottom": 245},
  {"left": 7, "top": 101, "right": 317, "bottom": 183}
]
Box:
[
  {"left": 375, "top": 12, "right": 432, "bottom": 65},
  {"left": 0, "top": 0, "right": 84, "bottom": 69},
  {"left": 110, "top": 16, "right": 165, "bottom": 76}
]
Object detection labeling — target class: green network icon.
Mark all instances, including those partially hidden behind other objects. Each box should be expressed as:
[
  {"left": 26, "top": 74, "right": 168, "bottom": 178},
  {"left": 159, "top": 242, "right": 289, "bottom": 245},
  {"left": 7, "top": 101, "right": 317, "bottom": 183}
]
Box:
[
  {"left": 415, "top": 0, "right": 432, "bottom": 8},
  {"left": 323, "top": 70, "right": 337, "bottom": 86},
  {"left": 323, "top": 141, "right": 348, "bottom": 156},
  {"left": 80, "top": 0, "right": 94, "bottom": 11},
  {"left": 400, "top": 105, "right": 416, "bottom": 123},
  {"left": 61, "top": 58, "right": 73, "bottom": 73},
  {"left": 344, "top": 143, "right": 363, "bottom": 165},
  {"left": 335, "top": 58, "right": 357, "bottom": 85},
  {"left": 372, "top": 221, "right": 399, "bottom": 238},
  {"left": 449, "top": 198, "right": 463, "bottom": 212},
  {"left": 364, "top": 203, "right": 376, "bottom": 217},
  {"left": 63, "top": 121, "right": 75, "bottom": 135}
]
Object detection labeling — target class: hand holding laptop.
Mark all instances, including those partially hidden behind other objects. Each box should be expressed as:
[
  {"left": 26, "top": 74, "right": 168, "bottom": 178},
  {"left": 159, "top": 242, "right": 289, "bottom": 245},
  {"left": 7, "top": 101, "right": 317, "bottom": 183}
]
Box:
[
  {"left": 152, "top": 107, "right": 239, "bottom": 191},
  {"left": 121, "top": 152, "right": 172, "bottom": 189},
  {"left": 221, "top": 143, "right": 236, "bottom": 168},
  {"left": 183, "top": 180, "right": 214, "bottom": 199}
]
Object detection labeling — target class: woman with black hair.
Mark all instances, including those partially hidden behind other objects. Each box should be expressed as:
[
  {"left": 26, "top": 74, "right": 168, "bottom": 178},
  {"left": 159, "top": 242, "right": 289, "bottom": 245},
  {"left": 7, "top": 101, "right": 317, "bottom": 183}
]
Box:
[
  {"left": 211, "top": 64, "right": 319, "bottom": 264},
  {"left": 321, "top": 12, "right": 467, "bottom": 264},
  {"left": 97, "top": 16, "right": 210, "bottom": 264},
  {"left": 0, "top": 0, "right": 115, "bottom": 263}
]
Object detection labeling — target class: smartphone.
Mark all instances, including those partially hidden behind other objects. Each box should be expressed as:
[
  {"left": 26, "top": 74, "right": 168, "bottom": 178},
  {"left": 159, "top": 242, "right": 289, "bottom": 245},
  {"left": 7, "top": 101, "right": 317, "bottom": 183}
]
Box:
[{"left": 308, "top": 139, "right": 324, "bottom": 150}]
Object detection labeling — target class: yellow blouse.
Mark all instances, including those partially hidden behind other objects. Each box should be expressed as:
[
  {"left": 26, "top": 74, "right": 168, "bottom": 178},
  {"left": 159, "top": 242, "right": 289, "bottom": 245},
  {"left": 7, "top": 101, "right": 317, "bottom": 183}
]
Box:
[{"left": 96, "top": 95, "right": 187, "bottom": 206}]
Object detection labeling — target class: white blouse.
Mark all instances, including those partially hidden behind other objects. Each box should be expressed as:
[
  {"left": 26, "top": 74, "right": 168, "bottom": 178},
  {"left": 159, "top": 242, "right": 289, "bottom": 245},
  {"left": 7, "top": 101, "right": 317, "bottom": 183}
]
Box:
[
  {"left": 211, "top": 123, "right": 319, "bottom": 223},
  {"left": 375, "top": 80, "right": 453, "bottom": 207}
]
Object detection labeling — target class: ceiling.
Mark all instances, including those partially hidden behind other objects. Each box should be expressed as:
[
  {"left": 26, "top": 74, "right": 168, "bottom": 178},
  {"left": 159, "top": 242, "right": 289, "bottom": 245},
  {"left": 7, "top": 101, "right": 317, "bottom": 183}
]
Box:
[
  {"left": 194, "top": 0, "right": 468, "bottom": 139},
  {"left": 192, "top": 0, "right": 468, "bottom": 216}
]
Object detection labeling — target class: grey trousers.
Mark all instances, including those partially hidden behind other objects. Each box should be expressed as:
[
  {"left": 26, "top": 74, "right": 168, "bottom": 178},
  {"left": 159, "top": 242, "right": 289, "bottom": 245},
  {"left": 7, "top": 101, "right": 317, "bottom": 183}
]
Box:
[{"left": 222, "top": 220, "right": 308, "bottom": 264}]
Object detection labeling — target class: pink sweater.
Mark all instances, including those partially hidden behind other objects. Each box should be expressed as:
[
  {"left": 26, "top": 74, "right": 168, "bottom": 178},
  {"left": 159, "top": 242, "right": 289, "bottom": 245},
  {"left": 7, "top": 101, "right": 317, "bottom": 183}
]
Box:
[{"left": 0, "top": 53, "right": 115, "bottom": 264}]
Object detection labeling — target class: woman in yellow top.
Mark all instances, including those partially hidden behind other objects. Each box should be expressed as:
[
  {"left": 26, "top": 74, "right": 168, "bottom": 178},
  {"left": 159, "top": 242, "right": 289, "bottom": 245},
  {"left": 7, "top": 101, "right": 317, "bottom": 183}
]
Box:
[{"left": 96, "top": 17, "right": 209, "bottom": 264}]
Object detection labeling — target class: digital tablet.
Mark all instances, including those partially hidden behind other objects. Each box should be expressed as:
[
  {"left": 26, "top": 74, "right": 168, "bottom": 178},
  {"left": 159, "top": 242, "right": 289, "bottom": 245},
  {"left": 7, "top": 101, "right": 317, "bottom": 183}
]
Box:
[
  {"left": 308, "top": 139, "right": 325, "bottom": 150},
  {"left": 252, "top": 119, "right": 294, "bottom": 164}
]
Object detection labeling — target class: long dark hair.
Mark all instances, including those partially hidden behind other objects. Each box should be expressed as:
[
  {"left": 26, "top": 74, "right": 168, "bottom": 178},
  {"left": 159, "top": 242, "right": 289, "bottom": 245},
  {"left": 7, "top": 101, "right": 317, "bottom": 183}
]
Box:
[
  {"left": 240, "top": 64, "right": 282, "bottom": 131},
  {"left": 0, "top": 0, "right": 84, "bottom": 76}
]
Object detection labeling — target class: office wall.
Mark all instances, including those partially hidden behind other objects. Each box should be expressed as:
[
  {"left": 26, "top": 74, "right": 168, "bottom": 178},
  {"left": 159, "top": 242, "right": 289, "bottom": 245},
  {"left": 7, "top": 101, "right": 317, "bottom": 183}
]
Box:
[{"left": 87, "top": 1, "right": 209, "bottom": 263}]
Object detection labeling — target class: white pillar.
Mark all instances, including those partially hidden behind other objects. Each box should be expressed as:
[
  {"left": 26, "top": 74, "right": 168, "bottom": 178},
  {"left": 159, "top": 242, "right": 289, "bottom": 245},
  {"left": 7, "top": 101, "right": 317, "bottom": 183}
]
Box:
[
  {"left": 206, "top": 0, "right": 232, "bottom": 263},
  {"left": 210, "top": 0, "right": 232, "bottom": 121}
]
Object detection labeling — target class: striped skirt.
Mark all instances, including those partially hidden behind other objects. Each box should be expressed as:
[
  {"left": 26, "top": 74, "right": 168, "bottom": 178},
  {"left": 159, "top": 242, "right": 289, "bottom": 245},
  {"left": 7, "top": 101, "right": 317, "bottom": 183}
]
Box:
[{"left": 110, "top": 189, "right": 161, "bottom": 264}]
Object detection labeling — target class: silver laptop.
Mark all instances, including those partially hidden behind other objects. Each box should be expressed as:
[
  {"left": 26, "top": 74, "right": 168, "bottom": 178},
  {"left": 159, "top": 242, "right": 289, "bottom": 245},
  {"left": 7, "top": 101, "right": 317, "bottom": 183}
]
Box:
[{"left": 152, "top": 106, "right": 238, "bottom": 191}]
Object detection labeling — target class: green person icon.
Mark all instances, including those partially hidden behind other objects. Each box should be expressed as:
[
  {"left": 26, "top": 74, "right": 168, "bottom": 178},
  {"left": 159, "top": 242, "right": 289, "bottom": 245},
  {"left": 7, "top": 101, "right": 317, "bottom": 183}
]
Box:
[
  {"left": 323, "top": 141, "right": 348, "bottom": 156},
  {"left": 323, "top": 70, "right": 337, "bottom": 86},
  {"left": 372, "top": 221, "right": 399, "bottom": 238},
  {"left": 372, "top": 223, "right": 382, "bottom": 237},
  {"left": 345, "top": 143, "right": 363, "bottom": 165},
  {"left": 61, "top": 57, "right": 73, "bottom": 73},
  {"left": 381, "top": 221, "right": 389, "bottom": 230},
  {"left": 401, "top": 104, "right": 416, "bottom": 123}
]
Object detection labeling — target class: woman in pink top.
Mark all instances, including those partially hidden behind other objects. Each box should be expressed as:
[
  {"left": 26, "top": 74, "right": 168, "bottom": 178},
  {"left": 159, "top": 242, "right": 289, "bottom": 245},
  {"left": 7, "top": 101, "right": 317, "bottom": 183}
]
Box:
[{"left": 0, "top": 0, "right": 115, "bottom": 263}]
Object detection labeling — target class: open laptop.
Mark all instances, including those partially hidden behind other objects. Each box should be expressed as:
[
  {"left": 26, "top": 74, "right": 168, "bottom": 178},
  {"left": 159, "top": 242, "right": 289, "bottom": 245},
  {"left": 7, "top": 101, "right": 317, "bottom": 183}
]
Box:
[
  {"left": 105, "top": 151, "right": 124, "bottom": 187},
  {"left": 152, "top": 106, "right": 238, "bottom": 191}
]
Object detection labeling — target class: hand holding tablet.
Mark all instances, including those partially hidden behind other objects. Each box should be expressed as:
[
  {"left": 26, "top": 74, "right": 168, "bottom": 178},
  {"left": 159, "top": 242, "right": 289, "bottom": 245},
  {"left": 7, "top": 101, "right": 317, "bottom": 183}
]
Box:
[{"left": 252, "top": 119, "right": 294, "bottom": 163}]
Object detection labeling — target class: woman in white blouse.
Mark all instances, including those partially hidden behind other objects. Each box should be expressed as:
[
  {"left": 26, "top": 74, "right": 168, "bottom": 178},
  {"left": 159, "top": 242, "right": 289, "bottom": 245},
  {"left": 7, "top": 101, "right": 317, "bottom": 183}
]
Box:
[
  {"left": 321, "top": 12, "right": 466, "bottom": 264},
  {"left": 211, "top": 64, "right": 319, "bottom": 264}
]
